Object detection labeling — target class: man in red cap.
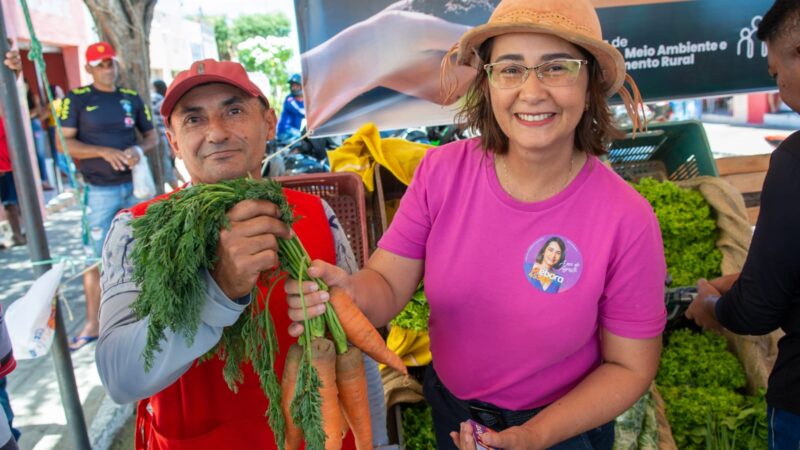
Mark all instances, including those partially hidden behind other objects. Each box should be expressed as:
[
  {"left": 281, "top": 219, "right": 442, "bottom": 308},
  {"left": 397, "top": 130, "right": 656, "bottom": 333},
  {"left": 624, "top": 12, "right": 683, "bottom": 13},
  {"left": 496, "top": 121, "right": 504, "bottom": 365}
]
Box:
[
  {"left": 59, "top": 41, "right": 158, "bottom": 351},
  {"left": 95, "top": 59, "right": 388, "bottom": 449}
]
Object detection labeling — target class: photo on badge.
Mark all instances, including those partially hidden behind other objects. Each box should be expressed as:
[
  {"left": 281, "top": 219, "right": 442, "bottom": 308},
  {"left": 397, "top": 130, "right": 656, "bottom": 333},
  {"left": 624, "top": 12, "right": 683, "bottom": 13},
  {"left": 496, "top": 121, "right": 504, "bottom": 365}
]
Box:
[{"left": 468, "top": 419, "right": 502, "bottom": 450}]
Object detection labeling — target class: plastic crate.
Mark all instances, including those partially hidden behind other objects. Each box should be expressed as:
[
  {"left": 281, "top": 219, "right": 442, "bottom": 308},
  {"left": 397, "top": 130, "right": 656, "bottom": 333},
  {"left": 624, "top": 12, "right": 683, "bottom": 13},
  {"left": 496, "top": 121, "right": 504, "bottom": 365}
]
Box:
[
  {"left": 608, "top": 120, "right": 718, "bottom": 182},
  {"left": 276, "top": 172, "right": 370, "bottom": 269}
]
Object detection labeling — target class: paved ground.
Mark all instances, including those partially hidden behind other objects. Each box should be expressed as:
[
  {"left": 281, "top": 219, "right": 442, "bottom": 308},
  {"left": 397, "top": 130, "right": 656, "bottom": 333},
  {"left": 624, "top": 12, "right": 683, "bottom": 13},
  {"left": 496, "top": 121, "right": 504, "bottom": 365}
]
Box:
[
  {"left": 0, "top": 119, "right": 795, "bottom": 450},
  {"left": 0, "top": 192, "right": 134, "bottom": 450}
]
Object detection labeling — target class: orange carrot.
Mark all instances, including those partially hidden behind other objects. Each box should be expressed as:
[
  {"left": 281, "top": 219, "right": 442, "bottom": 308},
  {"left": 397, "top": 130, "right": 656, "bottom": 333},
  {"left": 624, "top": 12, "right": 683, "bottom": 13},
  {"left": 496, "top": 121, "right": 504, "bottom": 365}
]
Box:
[
  {"left": 311, "top": 338, "right": 345, "bottom": 450},
  {"left": 329, "top": 287, "right": 408, "bottom": 375},
  {"left": 282, "top": 344, "right": 304, "bottom": 450},
  {"left": 336, "top": 347, "right": 372, "bottom": 450}
]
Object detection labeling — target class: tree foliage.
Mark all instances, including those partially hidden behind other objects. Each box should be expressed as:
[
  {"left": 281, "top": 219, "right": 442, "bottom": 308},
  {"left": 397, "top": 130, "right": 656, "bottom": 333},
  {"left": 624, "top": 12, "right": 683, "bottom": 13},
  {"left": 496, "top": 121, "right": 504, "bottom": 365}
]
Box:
[
  {"left": 237, "top": 36, "right": 294, "bottom": 109},
  {"left": 209, "top": 12, "right": 291, "bottom": 62},
  {"left": 232, "top": 13, "right": 291, "bottom": 42},
  {"left": 211, "top": 16, "right": 232, "bottom": 61},
  {"left": 82, "top": 0, "right": 156, "bottom": 105}
]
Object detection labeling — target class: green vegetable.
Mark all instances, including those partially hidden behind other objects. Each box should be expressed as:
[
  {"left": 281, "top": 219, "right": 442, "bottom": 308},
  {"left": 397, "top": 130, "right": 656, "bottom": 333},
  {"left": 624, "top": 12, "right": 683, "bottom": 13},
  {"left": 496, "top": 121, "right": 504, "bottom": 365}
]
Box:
[
  {"left": 391, "top": 284, "right": 430, "bottom": 331},
  {"left": 660, "top": 386, "right": 745, "bottom": 449},
  {"left": 402, "top": 402, "right": 436, "bottom": 450},
  {"left": 129, "top": 177, "right": 348, "bottom": 450},
  {"left": 633, "top": 178, "right": 722, "bottom": 286},
  {"left": 614, "top": 391, "right": 658, "bottom": 450},
  {"left": 656, "top": 329, "right": 767, "bottom": 450},
  {"left": 657, "top": 329, "right": 747, "bottom": 390}
]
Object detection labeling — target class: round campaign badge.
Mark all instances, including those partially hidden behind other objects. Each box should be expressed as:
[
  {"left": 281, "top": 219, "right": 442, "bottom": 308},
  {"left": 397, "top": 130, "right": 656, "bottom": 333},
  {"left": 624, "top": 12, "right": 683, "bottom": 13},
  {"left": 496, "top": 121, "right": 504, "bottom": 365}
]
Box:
[{"left": 524, "top": 235, "right": 583, "bottom": 294}]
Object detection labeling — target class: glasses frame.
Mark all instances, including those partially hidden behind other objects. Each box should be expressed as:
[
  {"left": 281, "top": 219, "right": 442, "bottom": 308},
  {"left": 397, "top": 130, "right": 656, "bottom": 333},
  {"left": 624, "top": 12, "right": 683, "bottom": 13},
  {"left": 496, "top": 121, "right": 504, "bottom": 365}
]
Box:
[{"left": 483, "top": 59, "right": 589, "bottom": 89}]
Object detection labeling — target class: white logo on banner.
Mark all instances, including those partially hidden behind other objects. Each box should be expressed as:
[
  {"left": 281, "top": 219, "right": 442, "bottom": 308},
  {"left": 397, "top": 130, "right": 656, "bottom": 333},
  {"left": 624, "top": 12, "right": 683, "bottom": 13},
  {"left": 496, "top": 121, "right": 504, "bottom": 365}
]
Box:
[{"left": 737, "top": 16, "right": 768, "bottom": 59}]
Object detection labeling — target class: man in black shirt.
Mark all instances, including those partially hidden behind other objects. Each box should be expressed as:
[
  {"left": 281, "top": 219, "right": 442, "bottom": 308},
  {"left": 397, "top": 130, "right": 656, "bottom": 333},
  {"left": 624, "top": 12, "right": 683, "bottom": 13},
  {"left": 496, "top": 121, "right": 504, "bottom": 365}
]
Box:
[
  {"left": 687, "top": 1, "right": 800, "bottom": 447},
  {"left": 60, "top": 42, "right": 157, "bottom": 350}
]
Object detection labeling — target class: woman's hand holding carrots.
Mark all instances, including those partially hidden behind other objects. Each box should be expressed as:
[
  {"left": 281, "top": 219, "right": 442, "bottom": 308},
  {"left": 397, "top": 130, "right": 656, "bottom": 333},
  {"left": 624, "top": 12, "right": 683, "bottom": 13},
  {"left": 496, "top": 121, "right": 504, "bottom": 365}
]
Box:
[{"left": 285, "top": 260, "right": 354, "bottom": 337}]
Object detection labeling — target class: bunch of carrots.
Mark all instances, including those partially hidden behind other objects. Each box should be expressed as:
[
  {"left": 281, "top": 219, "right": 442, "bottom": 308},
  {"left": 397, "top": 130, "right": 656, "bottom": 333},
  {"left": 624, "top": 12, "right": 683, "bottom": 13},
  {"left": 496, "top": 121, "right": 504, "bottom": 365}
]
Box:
[
  {"left": 278, "top": 233, "right": 406, "bottom": 449},
  {"left": 129, "top": 177, "right": 406, "bottom": 450}
]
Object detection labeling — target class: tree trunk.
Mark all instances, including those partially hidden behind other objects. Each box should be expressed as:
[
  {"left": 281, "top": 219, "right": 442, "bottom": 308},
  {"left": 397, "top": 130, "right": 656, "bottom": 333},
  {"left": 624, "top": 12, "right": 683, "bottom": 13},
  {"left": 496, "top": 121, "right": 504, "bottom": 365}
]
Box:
[
  {"left": 83, "top": 0, "right": 165, "bottom": 193},
  {"left": 83, "top": 0, "right": 156, "bottom": 106}
]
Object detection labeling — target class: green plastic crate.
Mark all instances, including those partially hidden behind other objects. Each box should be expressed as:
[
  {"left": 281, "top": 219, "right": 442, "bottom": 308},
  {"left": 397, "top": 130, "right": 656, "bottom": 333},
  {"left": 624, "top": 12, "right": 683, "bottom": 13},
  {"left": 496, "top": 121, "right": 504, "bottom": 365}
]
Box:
[{"left": 608, "top": 120, "right": 718, "bottom": 182}]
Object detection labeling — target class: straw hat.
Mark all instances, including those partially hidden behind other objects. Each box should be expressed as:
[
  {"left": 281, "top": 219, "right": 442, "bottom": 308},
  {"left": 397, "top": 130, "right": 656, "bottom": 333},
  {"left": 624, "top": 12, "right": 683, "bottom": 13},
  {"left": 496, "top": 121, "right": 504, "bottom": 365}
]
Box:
[{"left": 456, "top": 0, "right": 626, "bottom": 97}]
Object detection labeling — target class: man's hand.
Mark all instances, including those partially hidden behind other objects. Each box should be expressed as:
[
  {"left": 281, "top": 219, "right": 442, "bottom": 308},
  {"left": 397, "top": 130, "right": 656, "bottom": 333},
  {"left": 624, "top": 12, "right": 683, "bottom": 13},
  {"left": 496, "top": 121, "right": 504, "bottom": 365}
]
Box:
[
  {"left": 284, "top": 260, "right": 351, "bottom": 337},
  {"left": 686, "top": 278, "right": 723, "bottom": 331},
  {"left": 101, "top": 147, "right": 134, "bottom": 171},
  {"left": 124, "top": 146, "right": 141, "bottom": 167},
  {"left": 212, "top": 199, "right": 291, "bottom": 300},
  {"left": 4, "top": 40, "right": 21, "bottom": 77}
]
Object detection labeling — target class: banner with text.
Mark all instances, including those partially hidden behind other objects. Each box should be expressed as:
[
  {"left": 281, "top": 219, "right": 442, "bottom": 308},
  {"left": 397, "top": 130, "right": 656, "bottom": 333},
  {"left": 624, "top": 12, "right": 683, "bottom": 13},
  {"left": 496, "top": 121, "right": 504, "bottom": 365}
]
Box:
[{"left": 295, "top": 0, "right": 775, "bottom": 136}]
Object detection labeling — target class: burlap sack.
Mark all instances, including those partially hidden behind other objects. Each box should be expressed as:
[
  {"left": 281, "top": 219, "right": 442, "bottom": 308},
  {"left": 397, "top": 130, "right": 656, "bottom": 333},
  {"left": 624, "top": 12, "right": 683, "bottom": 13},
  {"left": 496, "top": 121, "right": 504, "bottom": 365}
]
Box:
[
  {"left": 381, "top": 366, "right": 424, "bottom": 409},
  {"left": 676, "top": 176, "right": 751, "bottom": 275},
  {"left": 650, "top": 384, "right": 678, "bottom": 450}
]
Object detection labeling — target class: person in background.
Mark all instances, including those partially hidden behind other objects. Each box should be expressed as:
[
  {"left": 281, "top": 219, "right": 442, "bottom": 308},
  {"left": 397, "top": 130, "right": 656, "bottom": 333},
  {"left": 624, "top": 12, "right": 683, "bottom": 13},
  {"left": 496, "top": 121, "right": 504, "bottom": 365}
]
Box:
[
  {"left": 43, "top": 84, "right": 74, "bottom": 188},
  {"left": 0, "top": 44, "right": 25, "bottom": 450},
  {"left": 686, "top": 1, "right": 800, "bottom": 448},
  {"left": 95, "top": 59, "right": 388, "bottom": 449},
  {"left": 0, "top": 47, "right": 25, "bottom": 250},
  {"left": 0, "top": 117, "right": 26, "bottom": 250},
  {"left": 0, "top": 305, "right": 19, "bottom": 450},
  {"left": 25, "top": 86, "right": 53, "bottom": 191},
  {"left": 59, "top": 41, "right": 157, "bottom": 351},
  {"left": 275, "top": 73, "right": 305, "bottom": 144},
  {"left": 285, "top": 0, "right": 665, "bottom": 448},
  {"left": 151, "top": 79, "right": 182, "bottom": 190}
]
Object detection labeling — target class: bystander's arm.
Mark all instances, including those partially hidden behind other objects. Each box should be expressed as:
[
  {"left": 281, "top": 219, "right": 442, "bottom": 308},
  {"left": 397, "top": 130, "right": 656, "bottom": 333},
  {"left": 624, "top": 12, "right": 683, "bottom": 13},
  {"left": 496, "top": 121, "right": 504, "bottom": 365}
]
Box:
[
  {"left": 137, "top": 129, "right": 158, "bottom": 154},
  {"left": 708, "top": 272, "right": 739, "bottom": 295},
  {"left": 714, "top": 143, "right": 800, "bottom": 335},
  {"left": 60, "top": 127, "right": 132, "bottom": 171},
  {"left": 96, "top": 213, "right": 246, "bottom": 404}
]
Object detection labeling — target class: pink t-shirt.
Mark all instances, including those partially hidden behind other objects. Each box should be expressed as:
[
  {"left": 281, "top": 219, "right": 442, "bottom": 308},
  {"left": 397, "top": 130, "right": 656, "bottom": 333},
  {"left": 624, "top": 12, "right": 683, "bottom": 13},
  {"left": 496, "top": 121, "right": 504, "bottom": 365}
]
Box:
[{"left": 379, "top": 138, "right": 666, "bottom": 410}]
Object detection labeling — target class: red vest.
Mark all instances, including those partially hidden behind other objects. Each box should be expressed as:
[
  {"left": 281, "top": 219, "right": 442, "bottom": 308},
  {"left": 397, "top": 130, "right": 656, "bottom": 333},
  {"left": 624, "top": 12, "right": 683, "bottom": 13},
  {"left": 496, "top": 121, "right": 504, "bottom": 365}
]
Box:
[{"left": 129, "top": 188, "right": 355, "bottom": 450}]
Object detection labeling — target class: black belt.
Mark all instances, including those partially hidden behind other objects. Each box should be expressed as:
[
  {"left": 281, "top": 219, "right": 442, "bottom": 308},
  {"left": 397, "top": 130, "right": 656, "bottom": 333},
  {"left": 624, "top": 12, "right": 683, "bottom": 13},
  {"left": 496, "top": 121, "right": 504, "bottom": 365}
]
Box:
[
  {"left": 431, "top": 367, "right": 546, "bottom": 431},
  {"left": 465, "top": 399, "right": 545, "bottom": 431}
]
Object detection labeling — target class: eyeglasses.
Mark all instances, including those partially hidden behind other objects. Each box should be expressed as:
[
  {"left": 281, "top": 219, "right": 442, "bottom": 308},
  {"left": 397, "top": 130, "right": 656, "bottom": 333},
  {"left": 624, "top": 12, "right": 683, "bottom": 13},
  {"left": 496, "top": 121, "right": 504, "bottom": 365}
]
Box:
[{"left": 483, "top": 59, "right": 588, "bottom": 89}]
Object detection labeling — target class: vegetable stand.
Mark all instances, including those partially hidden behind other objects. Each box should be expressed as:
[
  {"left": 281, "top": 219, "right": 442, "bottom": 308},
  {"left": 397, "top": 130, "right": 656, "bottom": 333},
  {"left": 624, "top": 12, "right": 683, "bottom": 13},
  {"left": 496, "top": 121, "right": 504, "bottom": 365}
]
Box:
[{"left": 354, "top": 122, "right": 778, "bottom": 449}]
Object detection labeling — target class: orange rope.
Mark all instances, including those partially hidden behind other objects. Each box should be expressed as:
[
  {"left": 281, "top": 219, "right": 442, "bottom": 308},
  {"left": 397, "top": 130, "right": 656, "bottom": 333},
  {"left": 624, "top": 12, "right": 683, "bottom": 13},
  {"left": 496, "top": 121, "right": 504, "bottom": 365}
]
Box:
[
  {"left": 618, "top": 74, "right": 648, "bottom": 138},
  {"left": 439, "top": 43, "right": 462, "bottom": 105}
]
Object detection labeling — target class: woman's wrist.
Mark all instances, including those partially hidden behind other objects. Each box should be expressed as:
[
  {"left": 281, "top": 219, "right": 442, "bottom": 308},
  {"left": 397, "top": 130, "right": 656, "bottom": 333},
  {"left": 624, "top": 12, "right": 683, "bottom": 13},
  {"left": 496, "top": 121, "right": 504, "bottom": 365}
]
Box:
[{"left": 520, "top": 421, "right": 548, "bottom": 450}]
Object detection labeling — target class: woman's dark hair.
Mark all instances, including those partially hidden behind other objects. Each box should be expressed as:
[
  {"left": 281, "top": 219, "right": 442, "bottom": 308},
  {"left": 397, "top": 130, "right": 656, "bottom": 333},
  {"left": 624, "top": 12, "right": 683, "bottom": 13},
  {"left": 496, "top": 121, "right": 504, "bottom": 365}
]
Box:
[
  {"left": 153, "top": 79, "right": 167, "bottom": 97},
  {"left": 535, "top": 237, "right": 566, "bottom": 270},
  {"left": 454, "top": 37, "right": 622, "bottom": 155},
  {"left": 756, "top": 0, "right": 800, "bottom": 43}
]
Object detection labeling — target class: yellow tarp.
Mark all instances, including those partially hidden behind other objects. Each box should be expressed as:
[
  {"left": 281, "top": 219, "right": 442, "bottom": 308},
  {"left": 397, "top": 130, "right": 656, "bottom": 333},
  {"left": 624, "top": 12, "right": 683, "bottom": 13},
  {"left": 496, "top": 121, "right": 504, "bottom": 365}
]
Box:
[
  {"left": 327, "top": 123, "right": 432, "bottom": 191},
  {"left": 380, "top": 325, "right": 431, "bottom": 371}
]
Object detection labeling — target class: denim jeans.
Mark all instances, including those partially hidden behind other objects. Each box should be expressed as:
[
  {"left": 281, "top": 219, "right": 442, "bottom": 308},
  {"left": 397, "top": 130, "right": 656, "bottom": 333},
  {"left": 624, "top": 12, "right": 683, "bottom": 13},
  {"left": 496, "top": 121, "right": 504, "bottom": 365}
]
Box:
[
  {"left": 31, "top": 118, "right": 49, "bottom": 184},
  {"left": 768, "top": 405, "right": 800, "bottom": 450},
  {"left": 423, "top": 365, "right": 614, "bottom": 449},
  {"left": 85, "top": 182, "right": 139, "bottom": 258},
  {"left": 0, "top": 378, "right": 19, "bottom": 442},
  {"left": 48, "top": 128, "right": 76, "bottom": 188}
]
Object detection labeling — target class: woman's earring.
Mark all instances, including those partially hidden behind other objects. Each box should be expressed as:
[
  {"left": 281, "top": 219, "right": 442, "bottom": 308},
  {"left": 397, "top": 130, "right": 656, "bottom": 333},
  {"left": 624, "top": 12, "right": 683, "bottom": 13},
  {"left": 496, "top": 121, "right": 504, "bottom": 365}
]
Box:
[{"left": 584, "top": 103, "right": 589, "bottom": 111}]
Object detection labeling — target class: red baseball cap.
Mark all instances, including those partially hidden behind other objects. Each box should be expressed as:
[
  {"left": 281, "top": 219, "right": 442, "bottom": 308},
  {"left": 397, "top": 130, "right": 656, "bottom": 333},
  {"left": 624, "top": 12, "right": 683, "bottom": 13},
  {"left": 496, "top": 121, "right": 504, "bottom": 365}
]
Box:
[
  {"left": 86, "top": 42, "right": 117, "bottom": 66},
  {"left": 160, "top": 59, "right": 269, "bottom": 124}
]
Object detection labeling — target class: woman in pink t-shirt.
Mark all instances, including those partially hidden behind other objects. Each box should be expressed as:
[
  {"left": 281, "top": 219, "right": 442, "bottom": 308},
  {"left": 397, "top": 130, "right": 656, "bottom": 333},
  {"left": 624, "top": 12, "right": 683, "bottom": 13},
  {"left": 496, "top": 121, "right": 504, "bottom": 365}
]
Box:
[{"left": 286, "top": 0, "right": 666, "bottom": 448}]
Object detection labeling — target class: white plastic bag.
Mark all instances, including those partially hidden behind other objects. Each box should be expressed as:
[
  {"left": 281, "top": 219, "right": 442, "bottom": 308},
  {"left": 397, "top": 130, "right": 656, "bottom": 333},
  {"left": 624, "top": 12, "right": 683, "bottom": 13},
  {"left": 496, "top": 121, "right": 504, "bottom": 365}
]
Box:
[
  {"left": 132, "top": 146, "right": 156, "bottom": 199},
  {"left": 6, "top": 262, "right": 65, "bottom": 359}
]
